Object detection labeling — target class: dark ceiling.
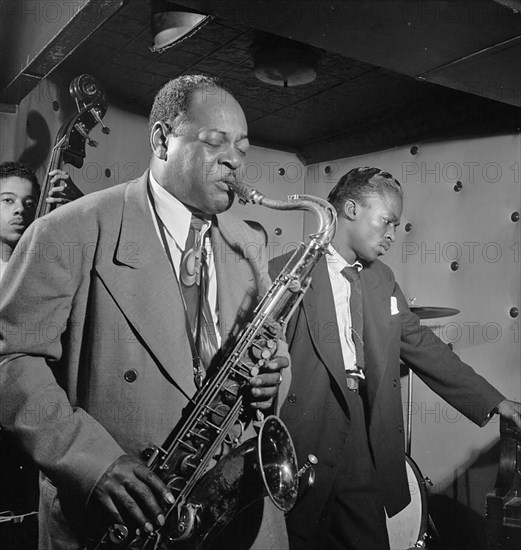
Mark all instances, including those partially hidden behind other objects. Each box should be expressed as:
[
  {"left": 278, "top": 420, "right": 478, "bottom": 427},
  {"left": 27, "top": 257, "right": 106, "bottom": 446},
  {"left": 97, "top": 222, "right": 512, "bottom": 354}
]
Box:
[{"left": 6, "top": 0, "right": 521, "bottom": 164}]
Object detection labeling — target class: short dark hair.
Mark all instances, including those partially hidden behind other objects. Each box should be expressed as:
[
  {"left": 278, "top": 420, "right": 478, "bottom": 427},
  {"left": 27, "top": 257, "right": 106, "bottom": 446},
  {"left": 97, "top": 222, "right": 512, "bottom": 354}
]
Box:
[
  {"left": 148, "top": 74, "right": 230, "bottom": 135},
  {"left": 0, "top": 161, "right": 40, "bottom": 193},
  {"left": 327, "top": 166, "right": 402, "bottom": 212}
]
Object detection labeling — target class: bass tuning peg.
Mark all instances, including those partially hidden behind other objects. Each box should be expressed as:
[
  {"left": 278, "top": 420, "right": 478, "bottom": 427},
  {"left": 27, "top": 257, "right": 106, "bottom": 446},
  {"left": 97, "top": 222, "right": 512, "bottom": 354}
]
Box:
[{"left": 90, "top": 107, "right": 111, "bottom": 135}]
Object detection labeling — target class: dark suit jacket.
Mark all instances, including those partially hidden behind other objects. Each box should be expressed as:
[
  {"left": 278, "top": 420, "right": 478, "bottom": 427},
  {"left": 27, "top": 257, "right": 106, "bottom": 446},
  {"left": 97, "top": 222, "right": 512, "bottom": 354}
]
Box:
[
  {"left": 269, "top": 253, "right": 504, "bottom": 540},
  {"left": 0, "top": 172, "right": 286, "bottom": 549}
]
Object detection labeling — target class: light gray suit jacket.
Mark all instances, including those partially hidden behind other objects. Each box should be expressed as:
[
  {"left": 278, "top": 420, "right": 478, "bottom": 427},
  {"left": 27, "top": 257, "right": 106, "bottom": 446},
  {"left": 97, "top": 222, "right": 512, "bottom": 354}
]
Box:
[{"left": 0, "top": 172, "right": 287, "bottom": 549}]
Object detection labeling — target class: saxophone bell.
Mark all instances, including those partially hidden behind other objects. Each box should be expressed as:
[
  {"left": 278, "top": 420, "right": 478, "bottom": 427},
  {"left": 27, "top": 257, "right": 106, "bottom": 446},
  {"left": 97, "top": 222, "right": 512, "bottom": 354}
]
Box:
[
  {"left": 258, "top": 415, "right": 299, "bottom": 512},
  {"left": 164, "top": 416, "right": 298, "bottom": 547}
]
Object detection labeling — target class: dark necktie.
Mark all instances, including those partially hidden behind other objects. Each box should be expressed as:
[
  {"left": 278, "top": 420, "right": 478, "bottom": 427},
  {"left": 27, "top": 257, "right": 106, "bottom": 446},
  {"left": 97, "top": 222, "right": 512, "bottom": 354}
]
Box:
[
  {"left": 341, "top": 266, "right": 365, "bottom": 373},
  {"left": 180, "top": 216, "right": 219, "bottom": 375}
]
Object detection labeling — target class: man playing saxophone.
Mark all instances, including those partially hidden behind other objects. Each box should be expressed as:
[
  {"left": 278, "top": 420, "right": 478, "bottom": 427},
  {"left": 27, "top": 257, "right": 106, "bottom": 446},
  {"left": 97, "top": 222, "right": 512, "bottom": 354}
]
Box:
[{"left": 0, "top": 74, "right": 289, "bottom": 550}]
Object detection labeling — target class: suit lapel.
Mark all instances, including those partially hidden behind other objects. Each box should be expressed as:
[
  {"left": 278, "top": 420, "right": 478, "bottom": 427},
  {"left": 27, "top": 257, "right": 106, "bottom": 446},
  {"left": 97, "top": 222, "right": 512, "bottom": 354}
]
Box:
[
  {"left": 95, "top": 172, "right": 195, "bottom": 396},
  {"left": 211, "top": 213, "right": 265, "bottom": 347},
  {"left": 303, "top": 257, "right": 351, "bottom": 406},
  {"left": 360, "top": 265, "right": 392, "bottom": 402}
]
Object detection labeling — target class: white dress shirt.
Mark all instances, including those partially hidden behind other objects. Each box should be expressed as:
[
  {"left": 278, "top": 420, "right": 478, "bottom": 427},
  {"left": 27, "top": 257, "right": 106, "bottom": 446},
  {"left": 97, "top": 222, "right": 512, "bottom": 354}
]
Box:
[
  {"left": 148, "top": 173, "right": 221, "bottom": 346},
  {"left": 326, "top": 246, "right": 363, "bottom": 373},
  {"left": 0, "top": 257, "right": 8, "bottom": 283}
]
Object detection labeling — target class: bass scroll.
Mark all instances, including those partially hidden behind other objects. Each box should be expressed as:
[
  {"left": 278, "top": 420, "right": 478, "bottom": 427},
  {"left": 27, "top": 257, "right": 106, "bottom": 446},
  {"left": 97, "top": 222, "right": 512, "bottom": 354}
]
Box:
[{"left": 88, "top": 180, "right": 337, "bottom": 550}]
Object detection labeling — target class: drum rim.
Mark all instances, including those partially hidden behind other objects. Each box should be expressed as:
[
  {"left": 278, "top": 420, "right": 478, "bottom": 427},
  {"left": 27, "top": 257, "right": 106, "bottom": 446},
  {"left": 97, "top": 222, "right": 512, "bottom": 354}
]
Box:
[
  {"left": 404, "top": 454, "right": 429, "bottom": 534},
  {"left": 386, "top": 454, "right": 430, "bottom": 548}
]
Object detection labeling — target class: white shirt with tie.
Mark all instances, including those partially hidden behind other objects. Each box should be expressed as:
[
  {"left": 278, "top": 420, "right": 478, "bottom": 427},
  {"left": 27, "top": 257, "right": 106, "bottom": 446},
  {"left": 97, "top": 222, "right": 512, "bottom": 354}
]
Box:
[
  {"left": 326, "top": 245, "right": 363, "bottom": 374},
  {"left": 147, "top": 172, "right": 221, "bottom": 347}
]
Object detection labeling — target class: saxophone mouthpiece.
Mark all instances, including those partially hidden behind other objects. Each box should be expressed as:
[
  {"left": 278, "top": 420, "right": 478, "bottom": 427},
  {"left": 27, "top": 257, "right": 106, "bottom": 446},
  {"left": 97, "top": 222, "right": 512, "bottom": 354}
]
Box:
[{"left": 228, "top": 180, "right": 265, "bottom": 205}]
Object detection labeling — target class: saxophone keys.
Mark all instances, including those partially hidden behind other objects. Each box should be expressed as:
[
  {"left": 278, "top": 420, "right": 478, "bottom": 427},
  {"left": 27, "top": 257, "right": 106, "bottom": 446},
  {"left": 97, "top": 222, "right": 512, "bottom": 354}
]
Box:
[
  {"left": 250, "top": 338, "right": 276, "bottom": 361},
  {"left": 165, "top": 475, "right": 185, "bottom": 496},
  {"left": 297, "top": 453, "right": 318, "bottom": 477},
  {"left": 171, "top": 503, "right": 201, "bottom": 541},
  {"left": 179, "top": 454, "right": 199, "bottom": 476},
  {"left": 221, "top": 381, "right": 239, "bottom": 404},
  {"left": 208, "top": 402, "right": 230, "bottom": 425},
  {"left": 266, "top": 321, "right": 282, "bottom": 335},
  {"left": 297, "top": 454, "right": 318, "bottom": 498},
  {"left": 108, "top": 523, "right": 129, "bottom": 544},
  {"left": 265, "top": 339, "right": 276, "bottom": 349},
  {"left": 288, "top": 279, "right": 302, "bottom": 293},
  {"left": 224, "top": 421, "right": 244, "bottom": 446},
  {"left": 142, "top": 445, "right": 164, "bottom": 468}
]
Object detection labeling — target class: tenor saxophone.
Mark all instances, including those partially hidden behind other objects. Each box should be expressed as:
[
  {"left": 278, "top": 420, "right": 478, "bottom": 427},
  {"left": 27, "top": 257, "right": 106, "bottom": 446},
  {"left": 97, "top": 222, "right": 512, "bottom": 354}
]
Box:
[{"left": 88, "top": 181, "right": 337, "bottom": 550}]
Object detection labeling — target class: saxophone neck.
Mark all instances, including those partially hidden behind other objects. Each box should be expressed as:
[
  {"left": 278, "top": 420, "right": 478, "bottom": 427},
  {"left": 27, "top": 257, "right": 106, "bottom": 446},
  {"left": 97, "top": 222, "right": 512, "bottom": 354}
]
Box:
[
  {"left": 228, "top": 180, "right": 337, "bottom": 249},
  {"left": 230, "top": 180, "right": 265, "bottom": 205}
]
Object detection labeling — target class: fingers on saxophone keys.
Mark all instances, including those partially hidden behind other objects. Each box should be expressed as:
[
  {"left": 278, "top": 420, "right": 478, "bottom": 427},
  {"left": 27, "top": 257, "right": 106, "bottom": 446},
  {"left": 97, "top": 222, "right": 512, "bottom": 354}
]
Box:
[
  {"left": 251, "top": 401, "right": 273, "bottom": 411},
  {"left": 109, "top": 491, "right": 146, "bottom": 532},
  {"left": 250, "top": 371, "right": 282, "bottom": 388},
  {"left": 135, "top": 466, "right": 175, "bottom": 510},
  {"left": 270, "top": 354, "right": 289, "bottom": 370},
  {"left": 250, "top": 374, "right": 282, "bottom": 410},
  {"left": 100, "top": 497, "right": 124, "bottom": 527},
  {"left": 121, "top": 481, "right": 164, "bottom": 532}
]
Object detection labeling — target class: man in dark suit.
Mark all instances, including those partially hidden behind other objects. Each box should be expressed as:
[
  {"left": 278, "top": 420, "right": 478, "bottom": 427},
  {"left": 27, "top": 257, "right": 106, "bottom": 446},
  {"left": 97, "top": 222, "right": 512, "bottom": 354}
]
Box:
[
  {"left": 0, "top": 75, "right": 289, "bottom": 550},
  {"left": 269, "top": 166, "right": 521, "bottom": 550}
]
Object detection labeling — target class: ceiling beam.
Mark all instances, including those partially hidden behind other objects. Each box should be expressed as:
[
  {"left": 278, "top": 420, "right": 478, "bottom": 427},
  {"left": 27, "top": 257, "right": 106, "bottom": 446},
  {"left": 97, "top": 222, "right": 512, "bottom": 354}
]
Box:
[
  {"left": 173, "top": 0, "right": 521, "bottom": 107},
  {"left": 0, "top": 0, "right": 125, "bottom": 104}
]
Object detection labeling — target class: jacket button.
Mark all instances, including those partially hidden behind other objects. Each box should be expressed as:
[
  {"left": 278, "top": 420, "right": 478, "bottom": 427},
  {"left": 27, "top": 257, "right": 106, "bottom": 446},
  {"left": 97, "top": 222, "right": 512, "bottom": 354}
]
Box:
[
  {"left": 288, "top": 393, "right": 297, "bottom": 403},
  {"left": 393, "top": 379, "right": 397, "bottom": 388},
  {"left": 124, "top": 369, "right": 138, "bottom": 383},
  {"left": 398, "top": 425, "right": 403, "bottom": 433}
]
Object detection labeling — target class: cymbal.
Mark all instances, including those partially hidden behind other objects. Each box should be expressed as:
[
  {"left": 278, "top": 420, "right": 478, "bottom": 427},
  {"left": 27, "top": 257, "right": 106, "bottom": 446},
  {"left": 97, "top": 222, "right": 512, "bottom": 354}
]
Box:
[{"left": 410, "top": 306, "right": 460, "bottom": 319}]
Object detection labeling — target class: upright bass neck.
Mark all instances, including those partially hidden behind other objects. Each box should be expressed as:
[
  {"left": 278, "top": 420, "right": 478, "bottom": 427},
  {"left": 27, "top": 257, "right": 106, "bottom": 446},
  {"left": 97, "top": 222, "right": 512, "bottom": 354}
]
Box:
[{"left": 35, "top": 74, "right": 110, "bottom": 219}]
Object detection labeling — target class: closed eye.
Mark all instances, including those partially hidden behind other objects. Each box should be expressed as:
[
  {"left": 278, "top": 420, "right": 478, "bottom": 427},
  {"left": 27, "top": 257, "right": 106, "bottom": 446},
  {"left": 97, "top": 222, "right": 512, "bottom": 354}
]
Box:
[
  {"left": 236, "top": 138, "right": 249, "bottom": 156},
  {"left": 204, "top": 138, "right": 223, "bottom": 148},
  {"left": 384, "top": 218, "right": 400, "bottom": 229}
]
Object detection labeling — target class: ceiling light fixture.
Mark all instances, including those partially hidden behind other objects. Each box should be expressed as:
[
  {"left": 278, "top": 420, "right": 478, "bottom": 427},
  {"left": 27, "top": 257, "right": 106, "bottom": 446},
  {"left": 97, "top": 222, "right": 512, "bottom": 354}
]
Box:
[
  {"left": 250, "top": 36, "right": 322, "bottom": 87},
  {"left": 150, "top": 0, "right": 213, "bottom": 53}
]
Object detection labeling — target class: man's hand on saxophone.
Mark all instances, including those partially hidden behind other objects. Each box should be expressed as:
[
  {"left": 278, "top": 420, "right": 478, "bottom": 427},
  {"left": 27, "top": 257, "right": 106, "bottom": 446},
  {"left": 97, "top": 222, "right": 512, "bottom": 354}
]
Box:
[
  {"left": 249, "top": 350, "right": 289, "bottom": 410},
  {"left": 86, "top": 345, "right": 289, "bottom": 539},
  {"left": 88, "top": 455, "right": 174, "bottom": 536}
]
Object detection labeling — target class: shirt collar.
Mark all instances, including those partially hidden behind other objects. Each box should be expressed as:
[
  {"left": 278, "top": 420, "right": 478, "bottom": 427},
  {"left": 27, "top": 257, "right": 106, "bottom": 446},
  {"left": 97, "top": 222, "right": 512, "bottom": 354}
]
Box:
[
  {"left": 149, "top": 171, "right": 211, "bottom": 251},
  {"left": 326, "top": 244, "right": 363, "bottom": 275}
]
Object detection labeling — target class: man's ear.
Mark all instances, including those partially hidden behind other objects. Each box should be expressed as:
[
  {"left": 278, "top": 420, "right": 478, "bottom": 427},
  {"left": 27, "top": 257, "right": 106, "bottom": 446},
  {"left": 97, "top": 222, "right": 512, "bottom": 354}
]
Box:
[
  {"left": 150, "top": 122, "right": 169, "bottom": 160},
  {"left": 343, "top": 199, "right": 357, "bottom": 220}
]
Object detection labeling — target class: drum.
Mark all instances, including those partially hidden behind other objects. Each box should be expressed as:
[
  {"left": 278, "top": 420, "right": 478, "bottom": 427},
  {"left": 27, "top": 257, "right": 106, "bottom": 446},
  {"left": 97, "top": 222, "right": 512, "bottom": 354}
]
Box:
[{"left": 386, "top": 455, "right": 429, "bottom": 549}]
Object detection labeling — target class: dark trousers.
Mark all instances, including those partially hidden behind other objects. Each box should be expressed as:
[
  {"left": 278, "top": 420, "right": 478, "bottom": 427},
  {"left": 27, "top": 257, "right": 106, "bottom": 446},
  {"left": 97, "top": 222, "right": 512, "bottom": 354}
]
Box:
[{"left": 288, "top": 388, "right": 390, "bottom": 550}]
